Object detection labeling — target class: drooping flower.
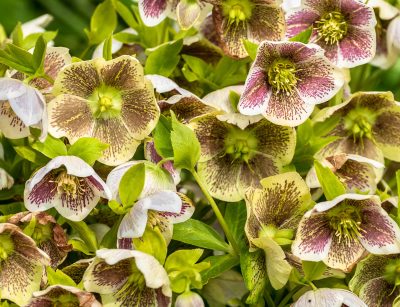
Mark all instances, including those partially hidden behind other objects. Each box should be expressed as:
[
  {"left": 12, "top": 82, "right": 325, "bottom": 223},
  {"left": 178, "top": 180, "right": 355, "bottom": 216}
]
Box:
[
  {"left": 48, "top": 55, "right": 160, "bottom": 165},
  {"left": 176, "top": 0, "right": 212, "bottom": 30},
  {"left": 238, "top": 41, "right": 344, "bottom": 127},
  {"left": 286, "top": 0, "right": 377, "bottom": 68},
  {"left": 7, "top": 212, "right": 71, "bottom": 268},
  {"left": 83, "top": 248, "right": 172, "bottom": 306},
  {"left": 316, "top": 92, "right": 400, "bottom": 163},
  {"left": 24, "top": 155, "right": 111, "bottom": 222},
  {"left": 244, "top": 172, "right": 313, "bottom": 289},
  {"left": 202, "top": 0, "right": 286, "bottom": 58},
  {"left": 106, "top": 161, "right": 194, "bottom": 246},
  {"left": 292, "top": 194, "right": 400, "bottom": 272},
  {"left": 349, "top": 254, "right": 400, "bottom": 306},
  {"left": 306, "top": 153, "right": 384, "bottom": 194},
  {"left": 138, "top": 0, "right": 177, "bottom": 27},
  {"left": 293, "top": 288, "right": 367, "bottom": 307},
  {"left": 0, "top": 223, "right": 50, "bottom": 306},
  {"left": 175, "top": 291, "right": 204, "bottom": 307},
  {"left": 27, "top": 285, "right": 102, "bottom": 307}
]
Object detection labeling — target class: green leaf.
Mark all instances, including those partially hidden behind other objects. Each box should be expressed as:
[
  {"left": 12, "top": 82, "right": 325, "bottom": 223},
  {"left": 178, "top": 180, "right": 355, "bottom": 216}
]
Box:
[
  {"left": 182, "top": 54, "right": 213, "bottom": 78},
  {"left": 242, "top": 40, "right": 258, "bottom": 61},
  {"left": 11, "top": 22, "right": 23, "bottom": 47},
  {"left": 144, "top": 40, "right": 183, "bottom": 77},
  {"left": 289, "top": 26, "right": 313, "bottom": 44},
  {"left": 100, "top": 215, "right": 123, "bottom": 248},
  {"left": 66, "top": 220, "right": 98, "bottom": 254},
  {"left": 86, "top": 0, "right": 117, "bottom": 45},
  {"left": 0, "top": 43, "right": 35, "bottom": 74},
  {"left": 170, "top": 111, "right": 200, "bottom": 171},
  {"left": 172, "top": 219, "right": 230, "bottom": 252},
  {"left": 153, "top": 114, "right": 173, "bottom": 158},
  {"left": 14, "top": 146, "right": 50, "bottom": 165},
  {"left": 22, "top": 31, "right": 58, "bottom": 50},
  {"left": 46, "top": 267, "right": 77, "bottom": 287},
  {"left": 32, "top": 35, "right": 47, "bottom": 73},
  {"left": 67, "top": 137, "right": 109, "bottom": 165},
  {"left": 225, "top": 201, "right": 247, "bottom": 251},
  {"left": 115, "top": 1, "right": 138, "bottom": 29},
  {"left": 103, "top": 35, "right": 113, "bottom": 61},
  {"left": 201, "top": 254, "right": 239, "bottom": 284},
  {"left": 314, "top": 160, "right": 346, "bottom": 200},
  {"left": 119, "top": 163, "right": 145, "bottom": 208},
  {"left": 133, "top": 226, "right": 167, "bottom": 264},
  {"left": 31, "top": 135, "right": 67, "bottom": 159},
  {"left": 0, "top": 202, "right": 24, "bottom": 215},
  {"left": 302, "top": 261, "right": 327, "bottom": 282}
]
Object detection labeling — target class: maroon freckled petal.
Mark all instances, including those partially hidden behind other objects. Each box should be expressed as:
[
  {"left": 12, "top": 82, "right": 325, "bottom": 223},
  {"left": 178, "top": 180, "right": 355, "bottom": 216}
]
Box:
[
  {"left": 286, "top": 8, "right": 320, "bottom": 38},
  {"left": 25, "top": 172, "right": 58, "bottom": 212}
]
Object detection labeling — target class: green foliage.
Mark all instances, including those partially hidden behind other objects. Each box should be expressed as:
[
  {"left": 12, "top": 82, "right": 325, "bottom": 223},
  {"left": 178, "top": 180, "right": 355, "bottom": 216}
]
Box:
[
  {"left": 314, "top": 160, "right": 346, "bottom": 200},
  {"left": 31, "top": 135, "right": 67, "bottom": 159},
  {"left": 153, "top": 115, "right": 174, "bottom": 158},
  {"left": 67, "top": 137, "right": 109, "bottom": 165},
  {"left": 46, "top": 267, "right": 77, "bottom": 287},
  {"left": 145, "top": 39, "right": 183, "bottom": 77},
  {"left": 118, "top": 163, "right": 146, "bottom": 208},
  {"left": 289, "top": 26, "right": 313, "bottom": 44},
  {"left": 302, "top": 261, "right": 327, "bottom": 282},
  {"left": 85, "top": 0, "right": 117, "bottom": 46},
  {"left": 133, "top": 226, "right": 167, "bottom": 264}
]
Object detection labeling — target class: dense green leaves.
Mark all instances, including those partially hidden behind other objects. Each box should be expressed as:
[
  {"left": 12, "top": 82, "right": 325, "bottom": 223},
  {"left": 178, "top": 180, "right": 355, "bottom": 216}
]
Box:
[
  {"left": 31, "top": 135, "right": 67, "bottom": 159},
  {"left": 85, "top": 0, "right": 117, "bottom": 45},
  {"left": 119, "top": 163, "right": 145, "bottom": 208}
]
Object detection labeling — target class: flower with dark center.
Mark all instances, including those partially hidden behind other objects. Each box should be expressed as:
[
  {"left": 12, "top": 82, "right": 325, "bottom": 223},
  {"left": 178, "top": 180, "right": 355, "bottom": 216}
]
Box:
[
  {"left": 292, "top": 194, "right": 400, "bottom": 272},
  {"left": 238, "top": 41, "right": 344, "bottom": 127},
  {"left": 24, "top": 156, "right": 111, "bottom": 222},
  {"left": 286, "top": 0, "right": 377, "bottom": 68},
  {"left": 47, "top": 55, "right": 160, "bottom": 166},
  {"left": 202, "top": 0, "right": 285, "bottom": 58}
]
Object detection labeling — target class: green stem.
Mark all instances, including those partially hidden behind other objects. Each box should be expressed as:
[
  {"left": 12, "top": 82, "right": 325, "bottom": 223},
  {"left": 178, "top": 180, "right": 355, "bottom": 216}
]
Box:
[
  {"left": 264, "top": 290, "right": 276, "bottom": 307},
  {"left": 308, "top": 281, "right": 318, "bottom": 291},
  {"left": 277, "top": 286, "right": 303, "bottom": 307},
  {"left": 79, "top": 45, "right": 91, "bottom": 59},
  {"left": 191, "top": 170, "right": 240, "bottom": 255}
]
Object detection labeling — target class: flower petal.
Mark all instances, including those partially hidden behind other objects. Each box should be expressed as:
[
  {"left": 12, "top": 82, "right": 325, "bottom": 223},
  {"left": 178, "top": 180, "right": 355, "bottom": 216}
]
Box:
[
  {"left": 359, "top": 277, "right": 399, "bottom": 307},
  {"left": 202, "top": 85, "right": 244, "bottom": 114},
  {"left": 0, "top": 77, "right": 27, "bottom": 100},
  {"left": 0, "top": 101, "right": 30, "bottom": 139},
  {"left": 139, "top": 0, "right": 172, "bottom": 27},
  {"left": 168, "top": 95, "right": 216, "bottom": 123},
  {"left": 157, "top": 192, "right": 195, "bottom": 224},
  {"left": 177, "top": 1, "right": 202, "bottom": 30},
  {"left": 293, "top": 288, "right": 367, "bottom": 307},
  {"left": 313, "top": 193, "right": 373, "bottom": 213},
  {"left": 373, "top": 109, "right": 400, "bottom": 162},
  {"left": 145, "top": 74, "right": 193, "bottom": 96},
  {"left": 286, "top": 8, "right": 320, "bottom": 38}
]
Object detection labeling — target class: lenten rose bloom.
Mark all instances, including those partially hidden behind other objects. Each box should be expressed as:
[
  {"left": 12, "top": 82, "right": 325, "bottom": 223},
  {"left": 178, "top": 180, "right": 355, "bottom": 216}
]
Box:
[
  {"left": 139, "top": 0, "right": 177, "bottom": 27},
  {"left": 292, "top": 194, "right": 400, "bottom": 272},
  {"left": 238, "top": 41, "right": 344, "bottom": 126},
  {"left": 0, "top": 223, "right": 50, "bottom": 306},
  {"left": 286, "top": 0, "right": 377, "bottom": 68},
  {"left": 244, "top": 172, "right": 313, "bottom": 289},
  {"left": 293, "top": 288, "right": 367, "bottom": 307},
  {"left": 24, "top": 156, "right": 111, "bottom": 222},
  {"left": 83, "top": 248, "right": 172, "bottom": 306},
  {"left": 202, "top": 0, "right": 286, "bottom": 58},
  {"left": 306, "top": 153, "right": 384, "bottom": 194},
  {"left": 27, "top": 285, "right": 102, "bottom": 307},
  {"left": 349, "top": 254, "right": 400, "bottom": 306},
  {"left": 176, "top": 0, "right": 212, "bottom": 30},
  {"left": 316, "top": 92, "right": 400, "bottom": 163},
  {"left": 48, "top": 55, "right": 160, "bottom": 166}
]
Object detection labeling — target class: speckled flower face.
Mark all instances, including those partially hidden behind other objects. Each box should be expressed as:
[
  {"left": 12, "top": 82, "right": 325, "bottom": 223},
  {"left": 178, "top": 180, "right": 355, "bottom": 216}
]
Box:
[
  {"left": 24, "top": 156, "right": 111, "bottom": 221},
  {"left": 292, "top": 194, "right": 400, "bottom": 272},
  {"left": 48, "top": 55, "right": 160, "bottom": 166},
  {"left": 317, "top": 92, "right": 400, "bottom": 163},
  {"left": 286, "top": 0, "right": 377, "bottom": 68},
  {"left": 0, "top": 223, "right": 50, "bottom": 306},
  {"left": 83, "top": 249, "right": 172, "bottom": 306},
  {"left": 203, "top": 0, "right": 285, "bottom": 58},
  {"left": 139, "top": 0, "right": 177, "bottom": 27},
  {"left": 191, "top": 115, "right": 296, "bottom": 202},
  {"left": 238, "top": 41, "right": 344, "bottom": 126}
]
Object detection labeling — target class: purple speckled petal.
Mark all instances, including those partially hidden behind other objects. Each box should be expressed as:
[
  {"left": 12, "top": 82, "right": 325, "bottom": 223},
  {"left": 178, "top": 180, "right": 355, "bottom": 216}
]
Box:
[
  {"left": 359, "top": 278, "right": 400, "bottom": 307},
  {"left": 138, "top": 0, "right": 171, "bottom": 27},
  {"left": 157, "top": 192, "right": 194, "bottom": 224},
  {"left": 238, "top": 67, "right": 271, "bottom": 116},
  {"left": 304, "top": 0, "right": 340, "bottom": 14},
  {"left": 24, "top": 172, "right": 58, "bottom": 213},
  {"left": 341, "top": 0, "right": 376, "bottom": 29},
  {"left": 286, "top": 8, "right": 320, "bottom": 38}
]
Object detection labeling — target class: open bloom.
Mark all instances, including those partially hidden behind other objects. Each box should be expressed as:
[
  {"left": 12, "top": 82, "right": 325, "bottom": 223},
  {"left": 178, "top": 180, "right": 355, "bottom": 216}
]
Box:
[
  {"left": 48, "top": 55, "right": 159, "bottom": 165},
  {"left": 306, "top": 153, "right": 384, "bottom": 194},
  {"left": 293, "top": 288, "right": 366, "bottom": 307},
  {"left": 203, "top": 0, "right": 285, "bottom": 58},
  {"left": 83, "top": 248, "right": 172, "bottom": 306},
  {"left": 7, "top": 212, "right": 71, "bottom": 268},
  {"left": 244, "top": 172, "right": 313, "bottom": 289},
  {"left": 0, "top": 223, "right": 50, "bottom": 306},
  {"left": 350, "top": 254, "right": 400, "bottom": 306},
  {"left": 238, "top": 41, "right": 344, "bottom": 126},
  {"left": 139, "top": 0, "right": 177, "bottom": 27},
  {"left": 27, "top": 285, "right": 101, "bottom": 307},
  {"left": 286, "top": 0, "right": 377, "bottom": 68},
  {"left": 316, "top": 92, "right": 400, "bottom": 163},
  {"left": 292, "top": 194, "right": 400, "bottom": 272},
  {"left": 24, "top": 156, "right": 111, "bottom": 222}
]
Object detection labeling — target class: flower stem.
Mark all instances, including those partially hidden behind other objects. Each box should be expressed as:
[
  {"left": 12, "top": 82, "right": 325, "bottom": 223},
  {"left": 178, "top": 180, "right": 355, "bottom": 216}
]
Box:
[
  {"left": 191, "top": 170, "right": 240, "bottom": 255},
  {"left": 264, "top": 290, "right": 276, "bottom": 307},
  {"left": 277, "top": 286, "right": 303, "bottom": 307}
]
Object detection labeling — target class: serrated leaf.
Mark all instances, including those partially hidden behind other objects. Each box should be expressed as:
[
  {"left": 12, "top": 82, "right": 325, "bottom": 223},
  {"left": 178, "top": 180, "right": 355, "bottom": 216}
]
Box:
[
  {"left": 119, "top": 163, "right": 145, "bottom": 208},
  {"left": 67, "top": 137, "right": 109, "bottom": 165}
]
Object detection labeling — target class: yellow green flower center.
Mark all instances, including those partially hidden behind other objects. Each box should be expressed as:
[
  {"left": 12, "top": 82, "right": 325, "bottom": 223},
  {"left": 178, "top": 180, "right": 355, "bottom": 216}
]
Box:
[
  {"left": 384, "top": 259, "right": 400, "bottom": 285},
  {"left": 267, "top": 59, "right": 299, "bottom": 94},
  {"left": 344, "top": 108, "right": 376, "bottom": 141},
  {"left": 223, "top": 0, "right": 253, "bottom": 26},
  {"left": 52, "top": 293, "right": 80, "bottom": 307},
  {"left": 88, "top": 85, "right": 122, "bottom": 119},
  {"left": 31, "top": 223, "right": 53, "bottom": 245},
  {"left": 0, "top": 234, "right": 14, "bottom": 261},
  {"left": 224, "top": 128, "right": 258, "bottom": 163},
  {"left": 328, "top": 203, "right": 363, "bottom": 245},
  {"left": 128, "top": 261, "right": 146, "bottom": 290},
  {"left": 315, "top": 11, "right": 348, "bottom": 45},
  {"left": 55, "top": 171, "right": 87, "bottom": 199},
  {"left": 259, "top": 225, "right": 294, "bottom": 245}
]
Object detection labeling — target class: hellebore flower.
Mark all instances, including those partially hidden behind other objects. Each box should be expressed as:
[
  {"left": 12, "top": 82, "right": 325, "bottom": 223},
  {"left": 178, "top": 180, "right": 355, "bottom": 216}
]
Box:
[
  {"left": 306, "top": 153, "right": 384, "bottom": 194},
  {"left": 293, "top": 288, "right": 367, "bottom": 307},
  {"left": 83, "top": 248, "right": 172, "bottom": 306},
  {"left": 138, "top": 0, "right": 177, "bottom": 27},
  {"left": 106, "top": 161, "right": 194, "bottom": 245},
  {"left": 244, "top": 172, "right": 313, "bottom": 289},
  {"left": 292, "top": 194, "right": 400, "bottom": 272},
  {"left": 316, "top": 92, "right": 400, "bottom": 163},
  {"left": 176, "top": 0, "right": 212, "bottom": 30},
  {"left": 7, "top": 212, "right": 71, "bottom": 268},
  {"left": 202, "top": 0, "right": 286, "bottom": 58},
  {"left": 175, "top": 291, "right": 204, "bottom": 307},
  {"left": 27, "top": 285, "right": 102, "bottom": 307},
  {"left": 238, "top": 41, "right": 344, "bottom": 127},
  {"left": 0, "top": 143, "right": 13, "bottom": 190},
  {"left": 349, "top": 254, "right": 400, "bottom": 306},
  {"left": 0, "top": 223, "right": 50, "bottom": 306},
  {"left": 48, "top": 55, "right": 160, "bottom": 166},
  {"left": 24, "top": 156, "right": 111, "bottom": 222},
  {"left": 286, "top": 0, "right": 377, "bottom": 68},
  {"left": 21, "top": 14, "right": 53, "bottom": 36},
  {"left": 191, "top": 103, "right": 296, "bottom": 202}
]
